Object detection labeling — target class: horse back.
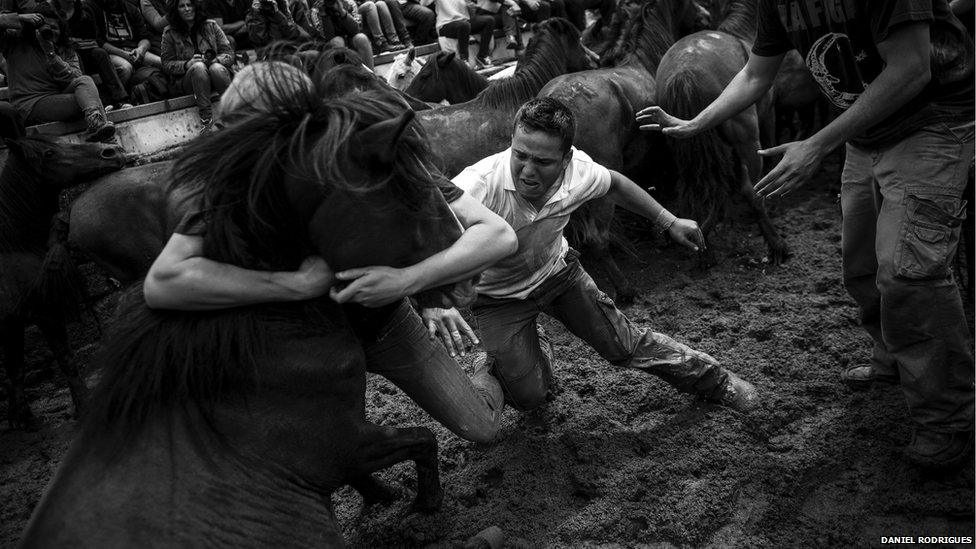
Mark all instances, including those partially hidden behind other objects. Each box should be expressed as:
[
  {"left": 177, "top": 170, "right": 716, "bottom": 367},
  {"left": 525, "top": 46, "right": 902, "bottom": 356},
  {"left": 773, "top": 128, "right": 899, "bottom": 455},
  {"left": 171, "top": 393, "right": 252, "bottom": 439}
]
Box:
[{"left": 68, "top": 161, "right": 180, "bottom": 282}]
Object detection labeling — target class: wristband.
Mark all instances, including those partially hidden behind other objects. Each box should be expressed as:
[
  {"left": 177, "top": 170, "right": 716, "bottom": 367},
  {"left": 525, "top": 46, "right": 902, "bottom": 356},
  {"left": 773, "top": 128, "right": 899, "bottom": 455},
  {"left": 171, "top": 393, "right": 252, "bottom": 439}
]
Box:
[{"left": 654, "top": 209, "right": 677, "bottom": 233}]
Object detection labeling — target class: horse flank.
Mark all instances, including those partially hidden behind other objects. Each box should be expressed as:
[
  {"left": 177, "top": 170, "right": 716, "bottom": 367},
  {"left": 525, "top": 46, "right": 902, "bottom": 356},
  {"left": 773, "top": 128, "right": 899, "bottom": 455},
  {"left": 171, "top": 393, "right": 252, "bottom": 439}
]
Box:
[{"left": 476, "top": 18, "right": 583, "bottom": 110}]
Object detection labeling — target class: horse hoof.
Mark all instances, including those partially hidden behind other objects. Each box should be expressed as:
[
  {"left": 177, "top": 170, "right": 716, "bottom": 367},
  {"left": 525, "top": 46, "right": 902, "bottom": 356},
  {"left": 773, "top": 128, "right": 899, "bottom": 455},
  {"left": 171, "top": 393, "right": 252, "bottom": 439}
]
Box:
[
  {"left": 768, "top": 244, "right": 792, "bottom": 266},
  {"left": 411, "top": 487, "right": 444, "bottom": 514},
  {"left": 360, "top": 478, "right": 401, "bottom": 506}
]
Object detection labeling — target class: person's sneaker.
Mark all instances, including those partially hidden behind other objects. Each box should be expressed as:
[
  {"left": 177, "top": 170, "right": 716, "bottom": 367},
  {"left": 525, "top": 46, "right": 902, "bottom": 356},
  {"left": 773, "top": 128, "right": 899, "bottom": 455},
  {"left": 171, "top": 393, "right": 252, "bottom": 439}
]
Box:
[
  {"left": 387, "top": 38, "right": 407, "bottom": 50},
  {"left": 83, "top": 109, "right": 116, "bottom": 142},
  {"left": 903, "top": 429, "right": 974, "bottom": 469},
  {"left": 474, "top": 56, "right": 492, "bottom": 70},
  {"left": 713, "top": 371, "right": 759, "bottom": 412},
  {"left": 506, "top": 35, "right": 520, "bottom": 49},
  {"left": 403, "top": 40, "right": 414, "bottom": 49},
  {"left": 839, "top": 364, "right": 899, "bottom": 390}
]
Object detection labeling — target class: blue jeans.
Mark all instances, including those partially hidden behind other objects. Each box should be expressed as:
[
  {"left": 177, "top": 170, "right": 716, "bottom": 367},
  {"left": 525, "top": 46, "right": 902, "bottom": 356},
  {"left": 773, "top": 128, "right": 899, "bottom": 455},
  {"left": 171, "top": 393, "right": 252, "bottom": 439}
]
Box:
[
  {"left": 364, "top": 300, "right": 503, "bottom": 443},
  {"left": 841, "top": 120, "right": 975, "bottom": 433},
  {"left": 472, "top": 253, "right": 730, "bottom": 411}
]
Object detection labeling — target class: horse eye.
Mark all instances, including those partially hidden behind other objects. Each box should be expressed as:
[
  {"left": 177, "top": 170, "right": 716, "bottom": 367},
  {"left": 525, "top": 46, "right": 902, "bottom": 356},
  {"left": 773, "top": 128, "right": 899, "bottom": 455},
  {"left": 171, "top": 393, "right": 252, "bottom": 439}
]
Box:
[{"left": 43, "top": 149, "right": 55, "bottom": 158}]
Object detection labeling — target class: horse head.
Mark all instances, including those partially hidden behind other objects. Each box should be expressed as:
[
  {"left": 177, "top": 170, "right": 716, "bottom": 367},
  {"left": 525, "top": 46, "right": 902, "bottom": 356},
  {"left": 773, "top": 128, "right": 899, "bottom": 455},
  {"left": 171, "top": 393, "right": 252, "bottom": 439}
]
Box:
[
  {"left": 385, "top": 47, "right": 424, "bottom": 91},
  {"left": 3, "top": 137, "right": 124, "bottom": 190},
  {"left": 404, "top": 51, "right": 490, "bottom": 104},
  {"left": 526, "top": 17, "right": 598, "bottom": 73}
]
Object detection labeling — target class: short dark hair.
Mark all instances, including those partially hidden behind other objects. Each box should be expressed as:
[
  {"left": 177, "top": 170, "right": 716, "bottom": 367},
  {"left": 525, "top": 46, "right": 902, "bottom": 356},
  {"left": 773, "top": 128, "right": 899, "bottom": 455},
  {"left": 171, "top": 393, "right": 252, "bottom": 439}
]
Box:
[{"left": 513, "top": 97, "right": 576, "bottom": 154}]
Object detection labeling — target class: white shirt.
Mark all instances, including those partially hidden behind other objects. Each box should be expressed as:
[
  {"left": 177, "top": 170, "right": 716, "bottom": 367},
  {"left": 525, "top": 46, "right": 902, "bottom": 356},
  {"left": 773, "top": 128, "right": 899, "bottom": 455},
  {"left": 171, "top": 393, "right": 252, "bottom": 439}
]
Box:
[{"left": 453, "top": 146, "right": 612, "bottom": 300}]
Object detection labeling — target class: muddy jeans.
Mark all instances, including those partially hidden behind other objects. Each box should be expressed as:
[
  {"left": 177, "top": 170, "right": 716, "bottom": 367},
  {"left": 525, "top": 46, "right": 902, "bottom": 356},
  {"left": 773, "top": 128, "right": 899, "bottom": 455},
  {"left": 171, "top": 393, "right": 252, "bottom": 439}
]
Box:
[
  {"left": 472, "top": 253, "right": 730, "bottom": 411},
  {"left": 364, "top": 299, "right": 503, "bottom": 443},
  {"left": 841, "top": 119, "right": 975, "bottom": 434}
]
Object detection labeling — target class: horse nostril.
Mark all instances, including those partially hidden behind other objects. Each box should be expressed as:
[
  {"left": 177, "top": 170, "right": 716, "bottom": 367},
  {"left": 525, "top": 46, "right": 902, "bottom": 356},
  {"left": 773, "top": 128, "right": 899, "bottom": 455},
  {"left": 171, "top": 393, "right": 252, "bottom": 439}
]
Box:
[{"left": 101, "top": 148, "right": 120, "bottom": 159}]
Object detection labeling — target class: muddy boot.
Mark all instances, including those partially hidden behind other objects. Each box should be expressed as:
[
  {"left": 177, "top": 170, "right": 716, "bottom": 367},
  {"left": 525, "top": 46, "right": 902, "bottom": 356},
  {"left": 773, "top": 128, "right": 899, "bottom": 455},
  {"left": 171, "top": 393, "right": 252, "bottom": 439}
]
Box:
[
  {"left": 83, "top": 107, "right": 116, "bottom": 143},
  {"left": 710, "top": 370, "right": 759, "bottom": 413}
]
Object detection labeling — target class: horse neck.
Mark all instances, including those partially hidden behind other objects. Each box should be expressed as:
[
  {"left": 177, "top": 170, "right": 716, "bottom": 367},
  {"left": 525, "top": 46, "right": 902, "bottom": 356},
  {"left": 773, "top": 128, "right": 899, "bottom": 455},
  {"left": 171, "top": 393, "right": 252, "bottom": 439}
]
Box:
[
  {"left": 717, "top": 0, "right": 757, "bottom": 42},
  {"left": 0, "top": 156, "right": 57, "bottom": 253},
  {"left": 476, "top": 39, "right": 576, "bottom": 109},
  {"left": 609, "top": 8, "right": 678, "bottom": 74},
  {"left": 452, "top": 66, "right": 489, "bottom": 103}
]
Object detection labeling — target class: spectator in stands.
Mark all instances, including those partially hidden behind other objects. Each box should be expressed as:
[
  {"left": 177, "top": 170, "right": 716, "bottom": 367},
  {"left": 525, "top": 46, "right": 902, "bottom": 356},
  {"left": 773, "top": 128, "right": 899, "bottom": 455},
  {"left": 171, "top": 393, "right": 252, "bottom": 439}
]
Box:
[
  {"left": 435, "top": 0, "right": 494, "bottom": 69},
  {"left": 65, "top": 0, "right": 132, "bottom": 109},
  {"left": 0, "top": 7, "right": 116, "bottom": 140},
  {"left": 396, "top": 0, "right": 433, "bottom": 45},
  {"left": 355, "top": 0, "right": 412, "bottom": 52},
  {"left": 307, "top": 0, "right": 373, "bottom": 69},
  {"left": 161, "top": 0, "right": 233, "bottom": 125},
  {"left": 245, "top": 0, "right": 308, "bottom": 46},
  {"left": 201, "top": 0, "right": 252, "bottom": 48},
  {"left": 473, "top": 0, "right": 519, "bottom": 50},
  {"left": 89, "top": 0, "right": 163, "bottom": 93},
  {"left": 513, "top": 0, "right": 565, "bottom": 35}
]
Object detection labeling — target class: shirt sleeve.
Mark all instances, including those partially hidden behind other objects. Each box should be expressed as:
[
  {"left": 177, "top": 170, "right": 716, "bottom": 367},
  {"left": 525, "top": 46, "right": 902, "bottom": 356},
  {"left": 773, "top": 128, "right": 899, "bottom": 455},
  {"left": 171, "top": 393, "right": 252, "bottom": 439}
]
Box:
[
  {"left": 752, "top": 0, "right": 795, "bottom": 57},
  {"left": 452, "top": 167, "right": 490, "bottom": 207},
  {"left": 870, "top": 0, "right": 933, "bottom": 43},
  {"left": 568, "top": 149, "right": 612, "bottom": 202}
]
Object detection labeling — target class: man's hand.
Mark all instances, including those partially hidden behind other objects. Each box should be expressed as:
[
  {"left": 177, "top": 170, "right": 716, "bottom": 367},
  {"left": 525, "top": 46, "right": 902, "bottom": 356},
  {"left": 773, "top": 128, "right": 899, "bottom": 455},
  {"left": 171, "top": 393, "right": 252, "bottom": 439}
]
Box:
[
  {"left": 18, "top": 13, "right": 44, "bottom": 26},
  {"left": 185, "top": 53, "right": 204, "bottom": 68},
  {"left": 754, "top": 140, "right": 827, "bottom": 199},
  {"left": 524, "top": 0, "right": 540, "bottom": 10},
  {"left": 290, "top": 255, "right": 334, "bottom": 299},
  {"left": 329, "top": 265, "right": 418, "bottom": 308},
  {"left": 421, "top": 307, "right": 479, "bottom": 357},
  {"left": 636, "top": 106, "right": 700, "bottom": 137},
  {"left": 667, "top": 218, "right": 705, "bottom": 251}
]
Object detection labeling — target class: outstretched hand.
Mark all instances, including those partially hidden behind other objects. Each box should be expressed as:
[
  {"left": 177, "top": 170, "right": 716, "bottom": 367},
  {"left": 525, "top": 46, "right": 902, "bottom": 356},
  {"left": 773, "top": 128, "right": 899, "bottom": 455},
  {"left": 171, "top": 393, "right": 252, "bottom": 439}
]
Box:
[
  {"left": 421, "top": 307, "right": 479, "bottom": 357},
  {"left": 635, "top": 106, "right": 699, "bottom": 138},
  {"left": 667, "top": 218, "right": 705, "bottom": 251},
  {"left": 329, "top": 265, "right": 416, "bottom": 308},
  {"left": 754, "top": 140, "right": 826, "bottom": 199}
]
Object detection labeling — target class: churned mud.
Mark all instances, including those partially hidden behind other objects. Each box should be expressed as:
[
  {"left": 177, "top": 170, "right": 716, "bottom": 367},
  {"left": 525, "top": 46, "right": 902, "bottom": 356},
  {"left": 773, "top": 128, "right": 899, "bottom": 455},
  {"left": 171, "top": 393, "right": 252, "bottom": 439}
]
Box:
[{"left": 2, "top": 156, "right": 973, "bottom": 548}]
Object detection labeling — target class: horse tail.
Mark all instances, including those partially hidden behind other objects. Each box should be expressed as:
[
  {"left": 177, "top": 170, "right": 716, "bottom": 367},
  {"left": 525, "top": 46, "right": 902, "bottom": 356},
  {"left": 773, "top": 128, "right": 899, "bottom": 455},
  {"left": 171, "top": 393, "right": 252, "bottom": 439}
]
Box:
[{"left": 659, "top": 69, "right": 738, "bottom": 228}]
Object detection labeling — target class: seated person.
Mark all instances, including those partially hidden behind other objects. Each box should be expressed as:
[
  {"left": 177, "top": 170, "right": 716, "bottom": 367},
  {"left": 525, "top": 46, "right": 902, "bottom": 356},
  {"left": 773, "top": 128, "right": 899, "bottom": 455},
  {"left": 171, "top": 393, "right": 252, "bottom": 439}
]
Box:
[
  {"left": 161, "top": 0, "right": 233, "bottom": 125},
  {"left": 354, "top": 0, "right": 412, "bottom": 52},
  {"left": 65, "top": 0, "right": 131, "bottom": 108},
  {"left": 307, "top": 0, "right": 373, "bottom": 69},
  {"left": 0, "top": 6, "right": 115, "bottom": 140},
  {"left": 88, "top": 0, "right": 164, "bottom": 93},
  {"left": 395, "top": 0, "right": 433, "bottom": 45},
  {"left": 434, "top": 0, "right": 493, "bottom": 69},
  {"left": 245, "top": 0, "right": 309, "bottom": 46},
  {"left": 201, "top": 0, "right": 251, "bottom": 48},
  {"left": 473, "top": 0, "right": 518, "bottom": 49}
]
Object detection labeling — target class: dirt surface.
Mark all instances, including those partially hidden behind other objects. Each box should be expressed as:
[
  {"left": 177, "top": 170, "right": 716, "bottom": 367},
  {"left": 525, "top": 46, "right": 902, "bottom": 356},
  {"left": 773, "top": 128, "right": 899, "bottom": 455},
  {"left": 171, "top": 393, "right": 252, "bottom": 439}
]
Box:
[{"left": 2, "top": 155, "right": 974, "bottom": 548}]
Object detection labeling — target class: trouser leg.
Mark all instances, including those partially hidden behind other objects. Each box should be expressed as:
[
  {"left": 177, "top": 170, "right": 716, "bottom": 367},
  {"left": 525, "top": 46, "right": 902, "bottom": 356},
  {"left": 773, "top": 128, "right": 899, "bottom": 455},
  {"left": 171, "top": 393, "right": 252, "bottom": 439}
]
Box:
[
  {"left": 872, "top": 121, "right": 975, "bottom": 433},
  {"left": 469, "top": 14, "right": 495, "bottom": 59},
  {"left": 182, "top": 62, "right": 213, "bottom": 117},
  {"left": 364, "top": 300, "right": 503, "bottom": 443},
  {"left": 80, "top": 47, "right": 129, "bottom": 104}
]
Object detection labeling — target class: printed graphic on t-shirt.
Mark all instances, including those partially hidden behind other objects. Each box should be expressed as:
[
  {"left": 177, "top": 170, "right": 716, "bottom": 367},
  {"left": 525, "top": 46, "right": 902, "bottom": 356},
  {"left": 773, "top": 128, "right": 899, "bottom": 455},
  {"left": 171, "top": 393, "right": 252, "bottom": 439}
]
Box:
[
  {"left": 774, "top": 1, "right": 876, "bottom": 109},
  {"left": 104, "top": 12, "right": 133, "bottom": 43}
]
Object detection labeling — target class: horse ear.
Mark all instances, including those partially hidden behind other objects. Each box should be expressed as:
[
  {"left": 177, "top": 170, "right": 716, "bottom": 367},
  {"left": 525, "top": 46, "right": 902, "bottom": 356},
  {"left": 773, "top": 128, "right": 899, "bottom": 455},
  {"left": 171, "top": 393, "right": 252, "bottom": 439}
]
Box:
[
  {"left": 438, "top": 51, "right": 455, "bottom": 67},
  {"left": 352, "top": 110, "right": 416, "bottom": 166},
  {"left": 406, "top": 47, "right": 415, "bottom": 64}
]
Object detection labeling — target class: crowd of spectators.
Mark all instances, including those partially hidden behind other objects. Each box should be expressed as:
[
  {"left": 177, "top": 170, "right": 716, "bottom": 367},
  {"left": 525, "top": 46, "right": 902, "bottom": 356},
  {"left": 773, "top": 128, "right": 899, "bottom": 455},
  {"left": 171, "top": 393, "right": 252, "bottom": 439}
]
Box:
[{"left": 0, "top": 0, "right": 590, "bottom": 140}]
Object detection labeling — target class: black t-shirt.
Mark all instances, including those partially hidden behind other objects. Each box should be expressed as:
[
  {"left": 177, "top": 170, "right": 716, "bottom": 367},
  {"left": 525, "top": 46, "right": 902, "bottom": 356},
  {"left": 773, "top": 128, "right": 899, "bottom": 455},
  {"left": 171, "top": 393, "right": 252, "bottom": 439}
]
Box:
[{"left": 753, "top": 0, "right": 975, "bottom": 148}]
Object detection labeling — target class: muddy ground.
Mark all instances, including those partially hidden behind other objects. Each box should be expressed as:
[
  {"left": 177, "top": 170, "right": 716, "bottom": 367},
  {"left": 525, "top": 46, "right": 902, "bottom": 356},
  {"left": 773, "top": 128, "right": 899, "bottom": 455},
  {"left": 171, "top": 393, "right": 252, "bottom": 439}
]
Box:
[{"left": 2, "top": 155, "right": 974, "bottom": 548}]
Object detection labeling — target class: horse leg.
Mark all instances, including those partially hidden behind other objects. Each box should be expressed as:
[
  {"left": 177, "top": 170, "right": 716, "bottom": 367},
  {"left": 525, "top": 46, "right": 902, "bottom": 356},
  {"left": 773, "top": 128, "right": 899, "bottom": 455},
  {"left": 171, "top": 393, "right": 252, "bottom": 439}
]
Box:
[
  {"left": 736, "top": 157, "right": 791, "bottom": 265},
  {"left": 1, "top": 318, "right": 38, "bottom": 430},
  {"left": 352, "top": 424, "right": 442, "bottom": 513},
  {"left": 697, "top": 206, "right": 719, "bottom": 269},
  {"left": 348, "top": 474, "right": 401, "bottom": 506},
  {"left": 36, "top": 317, "right": 88, "bottom": 418},
  {"left": 589, "top": 198, "right": 637, "bottom": 305}
]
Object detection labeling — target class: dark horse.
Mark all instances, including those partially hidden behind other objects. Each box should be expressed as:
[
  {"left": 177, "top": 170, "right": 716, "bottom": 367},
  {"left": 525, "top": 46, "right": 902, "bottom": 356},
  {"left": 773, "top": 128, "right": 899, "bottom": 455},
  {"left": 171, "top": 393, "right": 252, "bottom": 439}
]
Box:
[
  {"left": 538, "top": 0, "right": 708, "bottom": 301},
  {"left": 416, "top": 17, "right": 597, "bottom": 178},
  {"left": 0, "top": 137, "right": 124, "bottom": 429},
  {"left": 404, "top": 51, "right": 490, "bottom": 105},
  {"left": 655, "top": 0, "right": 790, "bottom": 264},
  {"left": 22, "top": 74, "right": 474, "bottom": 545}
]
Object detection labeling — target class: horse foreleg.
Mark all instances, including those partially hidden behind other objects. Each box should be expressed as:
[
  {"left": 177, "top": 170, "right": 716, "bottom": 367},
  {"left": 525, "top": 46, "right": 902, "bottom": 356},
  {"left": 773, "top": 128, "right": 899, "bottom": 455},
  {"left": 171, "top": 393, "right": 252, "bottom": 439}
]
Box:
[
  {"left": 589, "top": 199, "right": 636, "bottom": 305},
  {"left": 36, "top": 317, "right": 88, "bottom": 418},
  {"left": 353, "top": 424, "right": 442, "bottom": 513},
  {"left": 1, "top": 318, "right": 37, "bottom": 430},
  {"left": 736, "top": 160, "right": 790, "bottom": 265}
]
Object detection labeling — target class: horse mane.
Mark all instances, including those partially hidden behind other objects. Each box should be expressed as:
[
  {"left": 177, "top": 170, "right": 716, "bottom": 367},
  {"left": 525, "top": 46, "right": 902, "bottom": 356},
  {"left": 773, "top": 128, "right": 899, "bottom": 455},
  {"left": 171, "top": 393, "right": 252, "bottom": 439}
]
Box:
[
  {"left": 600, "top": 0, "right": 685, "bottom": 72},
  {"left": 0, "top": 138, "right": 59, "bottom": 254},
  {"left": 82, "top": 72, "right": 445, "bottom": 444},
  {"left": 437, "top": 54, "right": 489, "bottom": 102},
  {"left": 716, "top": 0, "right": 757, "bottom": 42},
  {"left": 476, "top": 18, "right": 582, "bottom": 110}
]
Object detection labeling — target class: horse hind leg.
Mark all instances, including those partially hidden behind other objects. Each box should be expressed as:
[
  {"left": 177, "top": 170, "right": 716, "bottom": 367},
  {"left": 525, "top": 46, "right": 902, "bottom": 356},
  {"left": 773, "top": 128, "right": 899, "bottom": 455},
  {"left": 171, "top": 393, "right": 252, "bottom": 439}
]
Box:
[
  {"left": 36, "top": 317, "right": 89, "bottom": 418},
  {"left": 348, "top": 474, "right": 401, "bottom": 506},
  {"left": 2, "top": 318, "right": 39, "bottom": 430},
  {"left": 352, "top": 424, "right": 442, "bottom": 513}
]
